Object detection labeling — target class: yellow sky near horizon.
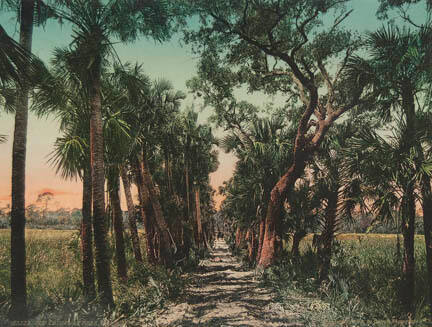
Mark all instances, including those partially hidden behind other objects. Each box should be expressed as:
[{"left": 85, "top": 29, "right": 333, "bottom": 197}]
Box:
[{"left": 0, "top": 111, "right": 236, "bottom": 211}]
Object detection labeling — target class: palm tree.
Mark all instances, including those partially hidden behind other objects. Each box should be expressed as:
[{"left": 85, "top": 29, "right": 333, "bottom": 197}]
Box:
[
  {"left": 43, "top": 0, "right": 182, "bottom": 305},
  {"left": 1, "top": 0, "right": 58, "bottom": 318},
  {"left": 102, "top": 67, "right": 147, "bottom": 281},
  {"left": 9, "top": 0, "right": 35, "bottom": 319},
  {"left": 126, "top": 78, "right": 186, "bottom": 266},
  {"left": 346, "top": 23, "right": 432, "bottom": 313},
  {"left": 33, "top": 45, "right": 107, "bottom": 301},
  {"left": 50, "top": 126, "right": 96, "bottom": 300},
  {"left": 0, "top": 24, "right": 39, "bottom": 85},
  {"left": 286, "top": 179, "right": 320, "bottom": 258},
  {"left": 120, "top": 166, "right": 142, "bottom": 262},
  {"left": 102, "top": 62, "right": 154, "bottom": 265},
  {"left": 107, "top": 177, "right": 128, "bottom": 283},
  {"left": 310, "top": 122, "right": 365, "bottom": 281},
  {"left": 180, "top": 110, "right": 218, "bottom": 248},
  {"left": 343, "top": 120, "right": 428, "bottom": 314}
]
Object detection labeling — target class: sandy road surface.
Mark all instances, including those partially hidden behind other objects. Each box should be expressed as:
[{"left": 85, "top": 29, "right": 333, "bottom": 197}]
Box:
[{"left": 155, "top": 239, "right": 303, "bottom": 327}]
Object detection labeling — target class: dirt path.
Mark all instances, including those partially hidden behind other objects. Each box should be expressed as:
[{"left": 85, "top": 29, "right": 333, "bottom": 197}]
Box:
[{"left": 154, "top": 239, "right": 304, "bottom": 327}]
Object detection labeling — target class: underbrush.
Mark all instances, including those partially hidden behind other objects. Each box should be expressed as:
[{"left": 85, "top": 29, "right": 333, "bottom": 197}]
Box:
[
  {"left": 261, "top": 236, "right": 430, "bottom": 326},
  {"left": 0, "top": 229, "right": 201, "bottom": 326}
]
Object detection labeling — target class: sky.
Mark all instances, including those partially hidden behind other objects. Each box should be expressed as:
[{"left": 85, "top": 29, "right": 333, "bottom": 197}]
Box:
[{"left": 0, "top": 1, "right": 426, "bottom": 211}]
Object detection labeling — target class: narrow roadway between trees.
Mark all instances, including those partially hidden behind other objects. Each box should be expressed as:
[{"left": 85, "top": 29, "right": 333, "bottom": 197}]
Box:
[{"left": 155, "top": 239, "right": 303, "bottom": 326}]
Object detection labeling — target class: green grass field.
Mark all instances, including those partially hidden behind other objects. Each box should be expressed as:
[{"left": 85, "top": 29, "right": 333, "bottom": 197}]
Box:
[{"left": 0, "top": 229, "right": 186, "bottom": 325}]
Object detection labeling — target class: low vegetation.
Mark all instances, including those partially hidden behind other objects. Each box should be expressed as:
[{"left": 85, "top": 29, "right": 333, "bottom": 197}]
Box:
[
  {"left": 256, "top": 235, "right": 430, "bottom": 325},
  {"left": 0, "top": 230, "right": 194, "bottom": 326}
]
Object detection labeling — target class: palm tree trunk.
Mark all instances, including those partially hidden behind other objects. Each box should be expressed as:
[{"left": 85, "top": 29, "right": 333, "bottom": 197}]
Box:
[
  {"left": 89, "top": 52, "right": 113, "bottom": 307},
  {"left": 134, "top": 160, "right": 157, "bottom": 264},
  {"left": 291, "top": 230, "right": 306, "bottom": 258},
  {"left": 165, "top": 153, "right": 174, "bottom": 195},
  {"left": 318, "top": 189, "right": 339, "bottom": 282},
  {"left": 121, "top": 167, "right": 142, "bottom": 263},
  {"left": 235, "top": 226, "right": 241, "bottom": 248},
  {"left": 109, "top": 181, "right": 127, "bottom": 283},
  {"left": 400, "top": 88, "right": 417, "bottom": 314},
  {"left": 185, "top": 159, "right": 191, "bottom": 219},
  {"left": 195, "top": 185, "right": 203, "bottom": 248},
  {"left": 81, "top": 167, "right": 95, "bottom": 300},
  {"left": 9, "top": 0, "right": 34, "bottom": 320},
  {"left": 256, "top": 219, "right": 265, "bottom": 264},
  {"left": 401, "top": 184, "right": 416, "bottom": 314},
  {"left": 258, "top": 151, "right": 309, "bottom": 268},
  {"left": 247, "top": 227, "right": 256, "bottom": 263},
  {"left": 140, "top": 155, "right": 174, "bottom": 266},
  {"left": 421, "top": 174, "right": 432, "bottom": 315}
]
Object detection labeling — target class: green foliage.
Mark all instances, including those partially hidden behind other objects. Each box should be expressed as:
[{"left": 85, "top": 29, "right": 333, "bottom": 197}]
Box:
[
  {"left": 0, "top": 230, "right": 188, "bottom": 325},
  {"left": 263, "top": 235, "right": 430, "bottom": 324}
]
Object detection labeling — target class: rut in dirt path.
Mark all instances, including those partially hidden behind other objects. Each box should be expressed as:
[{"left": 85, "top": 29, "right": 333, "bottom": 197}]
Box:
[{"left": 155, "top": 239, "right": 303, "bottom": 327}]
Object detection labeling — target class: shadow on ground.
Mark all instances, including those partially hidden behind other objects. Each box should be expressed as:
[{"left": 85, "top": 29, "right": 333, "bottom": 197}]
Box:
[{"left": 155, "top": 240, "right": 304, "bottom": 327}]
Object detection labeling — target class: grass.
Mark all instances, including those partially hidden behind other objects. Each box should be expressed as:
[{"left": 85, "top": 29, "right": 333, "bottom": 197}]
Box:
[
  {"left": 0, "top": 229, "right": 189, "bottom": 326},
  {"left": 2, "top": 230, "right": 431, "bottom": 325},
  {"left": 263, "top": 233, "right": 431, "bottom": 326}
]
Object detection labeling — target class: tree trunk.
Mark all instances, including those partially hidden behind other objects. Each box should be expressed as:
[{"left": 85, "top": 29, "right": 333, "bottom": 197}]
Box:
[
  {"left": 185, "top": 159, "right": 191, "bottom": 219},
  {"left": 401, "top": 185, "right": 416, "bottom": 314},
  {"left": 258, "top": 152, "right": 308, "bottom": 268},
  {"left": 256, "top": 219, "right": 265, "bottom": 264},
  {"left": 247, "top": 227, "right": 257, "bottom": 263},
  {"left": 318, "top": 190, "right": 338, "bottom": 282},
  {"left": 195, "top": 185, "right": 203, "bottom": 248},
  {"left": 399, "top": 88, "right": 417, "bottom": 315},
  {"left": 165, "top": 153, "right": 174, "bottom": 195},
  {"left": 291, "top": 230, "right": 306, "bottom": 258},
  {"left": 140, "top": 155, "right": 175, "bottom": 266},
  {"left": 421, "top": 173, "right": 432, "bottom": 315},
  {"left": 134, "top": 161, "right": 157, "bottom": 264},
  {"left": 109, "top": 181, "right": 127, "bottom": 283},
  {"left": 235, "top": 226, "right": 241, "bottom": 248},
  {"left": 89, "top": 52, "right": 113, "bottom": 307},
  {"left": 81, "top": 167, "right": 95, "bottom": 300},
  {"left": 121, "top": 167, "right": 142, "bottom": 263},
  {"left": 9, "top": 0, "right": 34, "bottom": 320}
]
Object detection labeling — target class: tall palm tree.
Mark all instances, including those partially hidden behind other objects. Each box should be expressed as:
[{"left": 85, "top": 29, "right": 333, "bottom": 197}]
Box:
[
  {"left": 311, "top": 122, "right": 364, "bottom": 281},
  {"left": 43, "top": 0, "right": 180, "bottom": 305},
  {"left": 180, "top": 110, "right": 218, "bottom": 248},
  {"left": 1, "top": 0, "right": 56, "bottom": 318},
  {"left": 343, "top": 120, "right": 429, "bottom": 314},
  {"left": 35, "top": 53, "right": 97, "bottom": 301},
  {"left": 346, "top": 23, "right": 432, "bottom": 313},
  {"left": 9, "top": 0, "right": 35, "bottom": 319},
  {"left": 50, "top": 125, "right": 96, "bottom": 300},
  {"left": 103, "top": 63, "right": 150, "bottom": 264},
  {"left": 125, "top": 78, "right": 185, "bottom": 266}
]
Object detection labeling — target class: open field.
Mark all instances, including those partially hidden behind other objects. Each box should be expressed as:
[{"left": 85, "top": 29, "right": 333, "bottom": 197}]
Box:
[{"left": 0, "top": 229, "right": 187, "bottom": 325}]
